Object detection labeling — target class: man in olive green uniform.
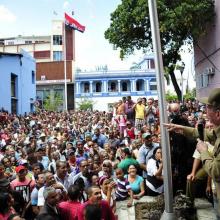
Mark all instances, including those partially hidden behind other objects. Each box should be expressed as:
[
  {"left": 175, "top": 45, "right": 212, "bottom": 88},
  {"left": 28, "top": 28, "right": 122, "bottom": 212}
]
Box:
[{"left": 165, "top": 88, "right": 220, "bottom": 219}]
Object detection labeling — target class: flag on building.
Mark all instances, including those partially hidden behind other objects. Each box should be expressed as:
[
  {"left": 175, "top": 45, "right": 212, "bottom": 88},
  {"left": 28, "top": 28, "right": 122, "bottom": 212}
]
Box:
[{"left": 64, "top": 13, "right": 85, "bottom": 33}]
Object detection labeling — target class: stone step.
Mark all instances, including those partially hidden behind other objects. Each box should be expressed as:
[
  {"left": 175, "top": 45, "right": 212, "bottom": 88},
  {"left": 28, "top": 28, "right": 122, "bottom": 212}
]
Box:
[{"left": 194, "top": 198, "right": 217, "bottom": 220}]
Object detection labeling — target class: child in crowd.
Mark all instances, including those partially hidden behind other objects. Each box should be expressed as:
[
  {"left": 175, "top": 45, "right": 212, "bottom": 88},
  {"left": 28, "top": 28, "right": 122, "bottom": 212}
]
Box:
[{"left": 115, "top": 168, "right": 133, "bottom": 207}]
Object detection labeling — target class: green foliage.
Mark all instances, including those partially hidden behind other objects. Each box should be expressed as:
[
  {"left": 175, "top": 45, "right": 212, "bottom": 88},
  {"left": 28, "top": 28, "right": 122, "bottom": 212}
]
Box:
[
  {"left": 44, "top": 94, "right": 63, "bottom": 112},
  {"left": 165, "top": 91, "right": 177, "bottom": 102},
  {"left": 77, "top": 97, "right": 94, "bottom": 111},
  {"left": 184, "top": 88, "right": 196, "bottom": 101},
  {"left": 105, "top": 0, "right": 215, "bottom": 100}
]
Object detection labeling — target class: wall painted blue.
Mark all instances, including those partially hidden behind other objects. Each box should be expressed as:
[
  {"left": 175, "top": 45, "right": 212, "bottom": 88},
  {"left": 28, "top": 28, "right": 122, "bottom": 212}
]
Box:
[{"left": 0, "top": 50, "right": 36, "bottom": 114}]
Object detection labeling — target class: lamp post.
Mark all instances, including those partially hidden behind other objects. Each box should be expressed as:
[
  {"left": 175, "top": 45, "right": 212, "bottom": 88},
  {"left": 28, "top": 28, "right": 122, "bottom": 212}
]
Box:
[
  {"left": 178, "top": 64, "right": 185, "bottom": 103},
  {"left": 148, "top": 1, "right": 176, "bottom": 219}
]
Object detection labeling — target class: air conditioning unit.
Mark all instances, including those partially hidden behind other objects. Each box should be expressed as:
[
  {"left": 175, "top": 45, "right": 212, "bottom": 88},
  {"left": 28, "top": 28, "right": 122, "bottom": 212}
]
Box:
[
  {"left": 41, "top": 75, "right": 46, "bottom": 80},
  {"left": 207, "top": 67, "right": 215, "bottom": 75}
]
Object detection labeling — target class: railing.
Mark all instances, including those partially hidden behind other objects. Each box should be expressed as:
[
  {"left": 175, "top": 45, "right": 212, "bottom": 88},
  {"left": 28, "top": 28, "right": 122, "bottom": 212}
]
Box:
[
  {"left": 75, "top": 90, "right": 156, "bottom": 97},
  {"left": 75, "top": 69, "right": 155, "bottom": 79}
]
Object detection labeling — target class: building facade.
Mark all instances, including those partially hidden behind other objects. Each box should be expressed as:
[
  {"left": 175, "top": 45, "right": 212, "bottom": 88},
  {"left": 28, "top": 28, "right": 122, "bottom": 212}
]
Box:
[
  {"left": 0, "top": 50, "right": 36, "bottom": 114},
  {"left": 75, "top": 55, "right": 157, "bottom": 111},
  {"left": 194, "top": 0, "right": 220, "bottom": 98},
  {"left": 0, "top": 20, "right": 75, "bottom": 110}
]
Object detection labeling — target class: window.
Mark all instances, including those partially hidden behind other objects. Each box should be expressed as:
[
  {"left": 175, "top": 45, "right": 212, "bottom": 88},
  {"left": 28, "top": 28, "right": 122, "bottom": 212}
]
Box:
[
  {"left": 11, "top": 74, "right": 17, "bottom": 98},
  {"left": 8, "top": 41, "right": 14, "bottom": 45},
  {"left": 25, "top": 41, "right": 32, "bottom": 44},
  {"left": 53, "top": 51, "right": 63, "bottom": 61},
  {"left": 11, "top": 74, "right": 17, "bottom": 114},
  {"left": 196, "top": 73, "right": 209, "bottom": 89},
  {"left": 96, "top": 82, "right": 101, "bottom": 92},
  {"left": 84, "top": 83, "right": 90, "bottom": 93},
  {"left": 11, "top": 99, "right": 17, "bottom": 114},
  {"left": 32, "top": 71, "right": 35, "bottom": 84},
  {"left": 109, "top": 82, "right": 116, "bottom": 92},
  {"left": 53, "top": 35, "right": 62, "bottom": 45},
  {"left": 122, "top": 82, "right": 128, "bottom": 91},
  {"left": 150, "top": 84, "right": 157, "bottom": 91},
  {"left": 136, "top": 80, "right": 144, "bottom": 91}
]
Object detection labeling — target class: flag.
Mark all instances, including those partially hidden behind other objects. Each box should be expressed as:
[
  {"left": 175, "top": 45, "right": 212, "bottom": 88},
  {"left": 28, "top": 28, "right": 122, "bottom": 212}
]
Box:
[{"left": 65, "top": 13, "right": 85, "bottom": 33}]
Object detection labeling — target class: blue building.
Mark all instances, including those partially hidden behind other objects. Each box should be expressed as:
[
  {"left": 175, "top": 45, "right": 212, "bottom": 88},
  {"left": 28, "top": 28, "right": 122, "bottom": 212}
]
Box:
[
  {"left": 0, "top": 50, "right": 36, "bottom": 114},
  {"left": 75, "top": 55, "right": 158, "bottom": 111}
]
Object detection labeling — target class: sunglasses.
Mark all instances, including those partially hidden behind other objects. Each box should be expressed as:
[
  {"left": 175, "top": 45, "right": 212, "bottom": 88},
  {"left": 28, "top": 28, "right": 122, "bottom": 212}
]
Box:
[{"left": 103, "top": 164, "right": 110, "bottom": 167}]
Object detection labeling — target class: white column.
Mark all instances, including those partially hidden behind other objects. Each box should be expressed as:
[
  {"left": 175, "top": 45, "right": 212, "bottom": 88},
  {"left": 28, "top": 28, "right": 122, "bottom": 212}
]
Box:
[
  {"left": 144, "top": 79, "right": 148, "bottom": 91},
  {"left": 76, "top": 82, "right": 80, "bottom": 94},
  {"left": 146, "top": 80, "right": 150, "bottom": 91},
  {"left": 118, "top": 80, "right": 121, "bottom": 92},
  {"left": 132, "top": 80, "right": 136, "bottom": 91},
  {"left": 90, "top": 81, "right": 93, "bottom": 93},
  {"left": 106, "top": 80, "right": 108, "bottom": 92},
  {"left": 103, "top": 80, "right": 107, "bottom": 93},
  {"left": 130, "top": 80, "right": 133, "bottom": 92}
]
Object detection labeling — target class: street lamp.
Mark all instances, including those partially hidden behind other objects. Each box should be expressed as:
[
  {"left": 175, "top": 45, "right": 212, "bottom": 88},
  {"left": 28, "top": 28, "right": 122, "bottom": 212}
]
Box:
[{"left": 178, "top": 63, "right": 185, "bottom": 103}]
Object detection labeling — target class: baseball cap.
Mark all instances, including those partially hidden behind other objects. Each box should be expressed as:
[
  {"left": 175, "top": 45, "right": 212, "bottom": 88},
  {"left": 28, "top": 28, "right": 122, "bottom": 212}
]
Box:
[
  {"left": 142, "top": 132, "right": 152, "bottom": 139},
  {"left": 15, "top": 165, "right": 26, "bottom": 173},
  {"left": 123, "top": 147, "right": 132, "bottom": 156},
  {"left": 199, "top": 88, "right": 220, "bottom": 108},
  {"left": 137, "top": 98, "right": 142, "bottom": 103}
]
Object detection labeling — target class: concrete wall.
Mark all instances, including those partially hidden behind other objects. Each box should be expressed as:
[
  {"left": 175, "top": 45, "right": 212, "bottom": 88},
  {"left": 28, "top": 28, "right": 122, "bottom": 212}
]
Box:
[
  {"left": 0, "top": 51, "right": 36, "bottom": 114},
  {"left": 19, "top": 50, "right": 36, "bottom": 114},
  {"left": 75, "top": 95, "right": 158, "bottom": 112},
  {"left": 194, "top": 0, "right": 220, "bottom": 98},
  {"left": 0, "top": 55, "right": 18, "bottom": 111}
]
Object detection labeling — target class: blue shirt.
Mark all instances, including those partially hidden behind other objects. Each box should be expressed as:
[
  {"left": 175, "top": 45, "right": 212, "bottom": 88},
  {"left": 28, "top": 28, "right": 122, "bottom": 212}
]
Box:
[
  {"left": 92, "top": 134, "right": 107, "bottom": 148},
  {"left": 138, "top": 143, "right": 158, "bottom": 178},
  {"left": 39, "top": 156, "right": 50, "bottom": 170},
  {"left": 125, "top": 174, "right": 144, "bottom": 194}
]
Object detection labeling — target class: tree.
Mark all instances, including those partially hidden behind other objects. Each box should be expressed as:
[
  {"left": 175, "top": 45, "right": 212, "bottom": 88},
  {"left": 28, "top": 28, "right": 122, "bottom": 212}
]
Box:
[
  {"left": 76, "top": 97, "right": 95, "bottom": 111},
  {"left": 44, "top": 94, "right": 63, "bottom": 112},
  {"left": 105, "top": 0, "right": 215, "bottom": 100}
]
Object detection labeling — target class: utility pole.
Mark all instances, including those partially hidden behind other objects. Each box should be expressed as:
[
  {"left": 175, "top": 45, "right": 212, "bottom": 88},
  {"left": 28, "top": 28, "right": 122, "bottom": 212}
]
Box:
[{"left": 148, "top": 0, "right": 176, "bottom": 219}]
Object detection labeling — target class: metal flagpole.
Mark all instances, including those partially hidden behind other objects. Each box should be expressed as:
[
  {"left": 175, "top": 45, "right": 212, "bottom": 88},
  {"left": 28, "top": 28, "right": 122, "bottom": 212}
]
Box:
[
  {"left": 63, "top": 20, "right": 68, "bottom": 111},
  {"left": 148, "top": 0, "right": 176, "bottom": 219}
]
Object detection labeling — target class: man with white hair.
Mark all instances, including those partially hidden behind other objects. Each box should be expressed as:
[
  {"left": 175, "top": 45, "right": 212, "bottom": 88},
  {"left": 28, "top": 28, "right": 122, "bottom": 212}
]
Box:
[{"left": 36, "top": 187, "right": 61, "bottom": 220}]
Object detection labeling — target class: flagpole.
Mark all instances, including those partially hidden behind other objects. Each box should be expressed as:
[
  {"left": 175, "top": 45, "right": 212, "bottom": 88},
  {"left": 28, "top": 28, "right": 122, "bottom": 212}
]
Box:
[
  {"left": 63, "top": 20, "right": 68, "bottom": 111},
  {"left": 148, "top": 0, "right": 176, "bottom": 219}
]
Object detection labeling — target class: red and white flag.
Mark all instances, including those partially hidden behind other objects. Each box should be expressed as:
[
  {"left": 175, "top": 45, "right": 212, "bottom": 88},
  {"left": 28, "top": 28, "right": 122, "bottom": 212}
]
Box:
[{"left": 65, "top": 13, "right": 85, "bottom": 33}]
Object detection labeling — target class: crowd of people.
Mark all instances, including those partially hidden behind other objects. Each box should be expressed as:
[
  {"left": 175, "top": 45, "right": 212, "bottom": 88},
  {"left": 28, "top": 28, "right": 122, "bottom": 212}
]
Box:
[{"left": 0, "top": 94, "right": 216, "bottom": 220}]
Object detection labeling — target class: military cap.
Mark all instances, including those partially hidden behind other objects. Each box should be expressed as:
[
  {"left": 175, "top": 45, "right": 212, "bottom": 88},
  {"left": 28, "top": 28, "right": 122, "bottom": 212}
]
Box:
[{"left": 200, "top": 88, "right": 220, "bottom": 108}]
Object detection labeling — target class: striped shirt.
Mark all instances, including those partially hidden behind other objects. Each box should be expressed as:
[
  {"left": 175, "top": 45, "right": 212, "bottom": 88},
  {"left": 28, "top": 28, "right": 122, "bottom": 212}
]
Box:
[{"left": 115, "top": 178, "right": 131, "bottom": 200}]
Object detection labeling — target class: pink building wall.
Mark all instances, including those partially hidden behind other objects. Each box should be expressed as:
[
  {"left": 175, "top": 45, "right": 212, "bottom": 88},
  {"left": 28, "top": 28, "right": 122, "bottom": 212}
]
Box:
[{"left": 194, "top": 0, "right": 220, "bottom": 98}]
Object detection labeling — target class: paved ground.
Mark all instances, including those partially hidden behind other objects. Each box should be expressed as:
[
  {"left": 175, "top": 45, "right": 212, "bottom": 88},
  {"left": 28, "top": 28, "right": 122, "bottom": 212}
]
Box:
[{"left": 115, "top": 197, "right": 217, "bottom": 220}]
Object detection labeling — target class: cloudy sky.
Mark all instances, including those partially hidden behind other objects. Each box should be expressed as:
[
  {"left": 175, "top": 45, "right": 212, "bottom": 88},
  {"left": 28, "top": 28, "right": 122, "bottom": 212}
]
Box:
[
  {"left": 0, "top": 0, "right": 143, "bottom": 70},
  {"left": 0, "top": 0, "right": 194, "bottom": 89}
]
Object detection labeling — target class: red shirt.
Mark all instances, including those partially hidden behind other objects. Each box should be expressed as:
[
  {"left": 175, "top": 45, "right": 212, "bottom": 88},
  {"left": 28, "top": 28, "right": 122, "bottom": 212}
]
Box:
[
  {"left": 58, "top": 201, "right": 82, "bottom": 220},
  {"left": 78, "top": 200, "right": 116, "bottom": 220}
]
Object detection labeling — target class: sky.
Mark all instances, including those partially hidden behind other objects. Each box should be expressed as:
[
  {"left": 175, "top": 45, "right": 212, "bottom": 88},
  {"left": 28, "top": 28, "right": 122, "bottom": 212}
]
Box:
[
  {"left": 0, "top": 0, "right": 141, "bottom": 71},
  {"left": 0, "top": 0, "right": 195, "bottom": 89}
]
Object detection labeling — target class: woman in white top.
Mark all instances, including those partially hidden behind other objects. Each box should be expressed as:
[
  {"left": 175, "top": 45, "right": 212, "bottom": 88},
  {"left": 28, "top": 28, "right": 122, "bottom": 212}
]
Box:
[{"left": 146, "top": 147, "right": 164, "bottom": 196}]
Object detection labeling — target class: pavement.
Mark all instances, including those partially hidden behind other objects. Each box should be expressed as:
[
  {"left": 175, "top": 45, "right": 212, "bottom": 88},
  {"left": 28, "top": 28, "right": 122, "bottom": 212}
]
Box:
[
  {"left": 195, "top": 198, "right": 217, "bottom": 220},
  {"left": 115, "top": 196, "right": 217, "bottom": 220}
]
